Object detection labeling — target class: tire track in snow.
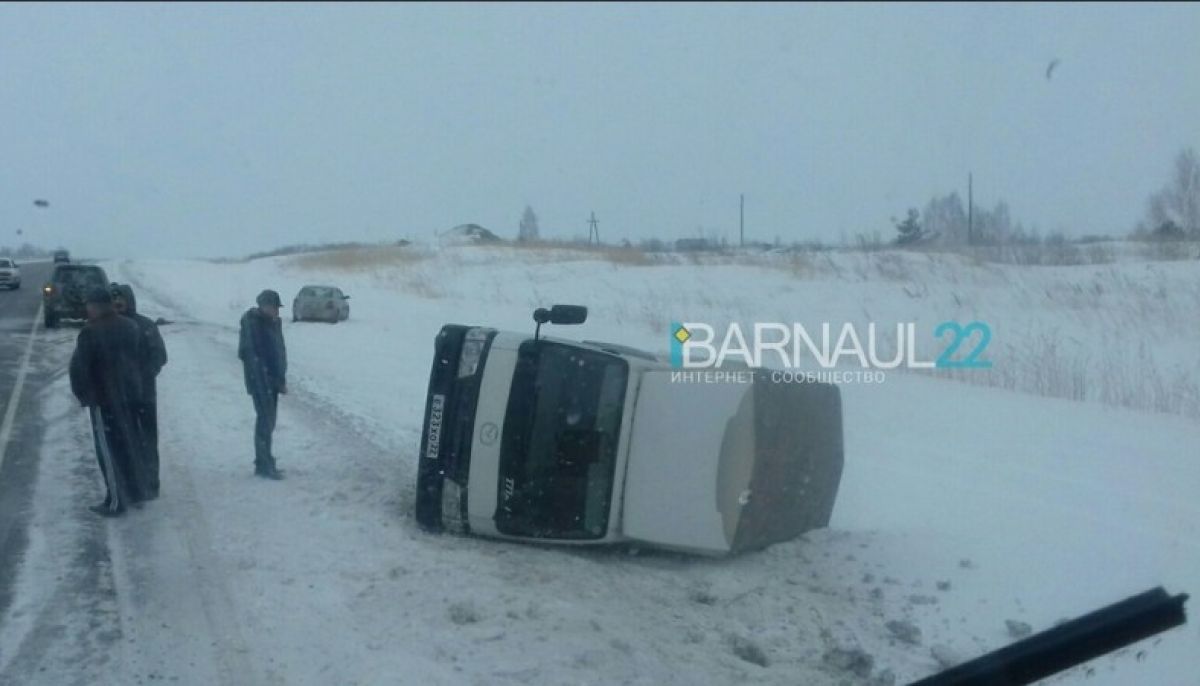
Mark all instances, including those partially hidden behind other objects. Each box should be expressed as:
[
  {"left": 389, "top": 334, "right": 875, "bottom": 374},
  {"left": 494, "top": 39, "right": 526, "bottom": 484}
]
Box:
[
  {"left": 114, "top": 261, "right": 414, "bottom": 683},
  {"left": 118, "top": 260, "right": 411, "bottom": 515},
  {"left": 98, "top": 263, "right": 262, "bottom": 685}
]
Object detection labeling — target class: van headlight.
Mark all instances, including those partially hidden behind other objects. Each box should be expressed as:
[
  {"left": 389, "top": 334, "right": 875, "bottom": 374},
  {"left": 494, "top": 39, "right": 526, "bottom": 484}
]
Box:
[
  {"left": 441, "top": 479, "right": 467, "bottom": 533},
  {"left": 457, "top": 328, "right": 492, "bottom": 378}
]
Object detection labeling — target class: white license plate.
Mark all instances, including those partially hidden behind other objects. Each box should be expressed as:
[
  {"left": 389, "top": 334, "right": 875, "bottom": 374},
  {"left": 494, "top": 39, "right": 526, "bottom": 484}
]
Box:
[{"left": 426, "top": 394, "right": 445, "bottom": 460}]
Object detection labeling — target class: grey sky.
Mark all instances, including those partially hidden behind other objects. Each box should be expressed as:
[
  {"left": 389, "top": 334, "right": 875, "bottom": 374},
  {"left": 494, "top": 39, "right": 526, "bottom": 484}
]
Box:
[{"left": 1, "top": 2, "right": 1197, "bottom": 258}]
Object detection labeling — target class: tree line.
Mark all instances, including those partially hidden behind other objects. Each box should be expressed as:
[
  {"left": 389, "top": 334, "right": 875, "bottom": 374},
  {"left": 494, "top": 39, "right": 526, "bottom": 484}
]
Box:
[
  {"left": 0, "top": 243, "right": 59, "bottom": 258},
  {"left": 893, "top": 147, "right": 1199, "bottom": 246}
]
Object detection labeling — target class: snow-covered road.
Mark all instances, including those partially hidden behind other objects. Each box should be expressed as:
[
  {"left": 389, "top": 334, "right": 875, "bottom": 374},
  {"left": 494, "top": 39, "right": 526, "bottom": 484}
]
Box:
[{"left": 1, "top": 248, "right": 1196, "bottom": 685}]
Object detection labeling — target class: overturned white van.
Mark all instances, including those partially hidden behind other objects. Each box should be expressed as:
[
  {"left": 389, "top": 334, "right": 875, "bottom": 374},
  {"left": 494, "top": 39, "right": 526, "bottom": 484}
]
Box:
[{"left": 414, "top": 306, "right": 844, "bottom": 556}]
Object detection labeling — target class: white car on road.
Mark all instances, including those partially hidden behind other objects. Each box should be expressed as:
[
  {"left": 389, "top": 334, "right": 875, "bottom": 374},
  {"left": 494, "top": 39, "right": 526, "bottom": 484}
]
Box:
[{"left": 0, "top": 258, "right": 20, "bottom": 290}]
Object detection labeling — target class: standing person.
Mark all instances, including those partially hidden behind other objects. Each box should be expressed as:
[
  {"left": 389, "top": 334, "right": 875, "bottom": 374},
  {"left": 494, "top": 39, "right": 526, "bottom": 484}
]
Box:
[
  {"left": 112, "top": 284, "right": 168, "bottom": 498},
  {"left": 69, "top": 287, "right": 148, "bottom": 516},
  {"left": 239, "top": 289, "right": 287, "bottom": 480}
]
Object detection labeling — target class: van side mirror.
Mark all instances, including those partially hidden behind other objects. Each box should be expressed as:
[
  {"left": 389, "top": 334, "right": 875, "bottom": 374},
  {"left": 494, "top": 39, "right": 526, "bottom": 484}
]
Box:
[
  {"left": 533, "top": 304, "right": 588, "bottom": 340},
  {"left": 534, "top": 304, "right": 587, "bottom": 325}
]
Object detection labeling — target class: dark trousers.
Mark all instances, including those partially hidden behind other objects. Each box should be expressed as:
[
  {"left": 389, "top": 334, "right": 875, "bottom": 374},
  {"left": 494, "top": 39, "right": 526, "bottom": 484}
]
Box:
[
  {"left": 251, "top": 390, "right": 278, "bottom": 472},
  {"left": 90, "top": 406, "right": 146, "bottom": 512},
  {"left": 133, "top": 400, "right": 160, "bottom": 493}
]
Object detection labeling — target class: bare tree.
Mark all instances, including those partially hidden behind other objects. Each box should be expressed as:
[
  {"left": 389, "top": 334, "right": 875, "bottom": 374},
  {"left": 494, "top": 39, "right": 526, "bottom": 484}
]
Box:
[
  {"left": 922, "top": 192, "right": 967, "bottom": 245},
  {"left": 976, "top": 200, "right": 1014, "bottom": 245},
  {"left": 518, "top": 205, "right": 540, "bottom": 242},
  {"left": 921, "top": 192, "right": 1025, "bottom": 246},
  {"left": 0, "top": 243, "right": 49, "bottom": 258},
  {"left": 1146, "top": 147, "right": 1200, "bottom": 237}
]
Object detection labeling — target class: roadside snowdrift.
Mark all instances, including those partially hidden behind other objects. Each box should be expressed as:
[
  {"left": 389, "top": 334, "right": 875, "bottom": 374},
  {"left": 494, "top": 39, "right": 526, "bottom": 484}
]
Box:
[{"left": 118, "top": 245, "right": 1200, "bottom": 684}]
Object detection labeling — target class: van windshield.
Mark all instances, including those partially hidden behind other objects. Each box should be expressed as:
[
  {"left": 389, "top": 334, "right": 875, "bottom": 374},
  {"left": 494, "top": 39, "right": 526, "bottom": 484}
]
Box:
[{"left": 495, "top": 341, "right": 628, "bottom": 540}]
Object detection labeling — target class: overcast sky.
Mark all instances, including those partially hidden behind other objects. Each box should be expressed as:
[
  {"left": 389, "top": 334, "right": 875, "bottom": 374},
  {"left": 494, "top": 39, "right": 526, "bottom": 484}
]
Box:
[{"left": 1, "top": 2, "right": 1197, "bottom": 258}]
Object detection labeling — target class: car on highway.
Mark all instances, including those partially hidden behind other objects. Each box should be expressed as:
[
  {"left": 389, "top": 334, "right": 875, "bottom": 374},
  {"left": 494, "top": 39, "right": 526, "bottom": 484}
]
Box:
[
  {"left": 42, "top": 263, "right": 109, "bottom": 327},
  {"left": 52, "top": 249, "right": 71, "bottom": 264},
  {"left": 0, "top": 258, "right": 20, "bottom": 290},
  {"left": 415, "top": 305, "right": 845, "bottom": 556},
  {"left": 292, "top": 285, "right": 350, "bottom": 323}
]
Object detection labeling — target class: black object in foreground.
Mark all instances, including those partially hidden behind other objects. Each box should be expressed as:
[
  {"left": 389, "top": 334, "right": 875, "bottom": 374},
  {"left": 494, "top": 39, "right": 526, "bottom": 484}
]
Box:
[{"left": 911, "top": 586, "right": 1188, "bottom": 686}]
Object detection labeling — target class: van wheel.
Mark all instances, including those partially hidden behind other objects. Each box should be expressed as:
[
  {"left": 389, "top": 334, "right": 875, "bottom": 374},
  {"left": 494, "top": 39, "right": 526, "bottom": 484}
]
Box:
[{"left": 44, "top": 312, "right": 58, "bottom": 328}]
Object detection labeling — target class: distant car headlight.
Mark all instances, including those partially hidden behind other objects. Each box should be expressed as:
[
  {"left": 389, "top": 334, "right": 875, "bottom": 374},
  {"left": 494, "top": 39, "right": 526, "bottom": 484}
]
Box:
[{"left": 457, "top": 327, "right": 492, "bottom": 378}]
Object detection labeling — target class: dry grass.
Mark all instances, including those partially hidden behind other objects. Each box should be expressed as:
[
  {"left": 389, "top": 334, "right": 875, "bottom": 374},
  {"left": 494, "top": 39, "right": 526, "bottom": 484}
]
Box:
[
  {"left": 472, "top": 241, "right": 658, "bottom": 267},
  {"left": 520, "top": 239, "right": 657, "bottom": 263},
  {"left": 600, "top": 245, "right": 658, "bottom": 266},
  {"left": 395, "top": 274, "right": 445, "bottom": 299},
  {"left": 778, "top": 252, "right": 815, "bottom": 279},
  {"left": 284, "top": 245, "right": 427, "bottom": 272},
  {"left": 1140, "top": 239, "right": 1200, "bottom": 262},
  {"left": 916, "top": 340, "right": 1200, "bottom": 420},
  {"left": 934, "top": 240, "right": 1199, "bottom": 266}
]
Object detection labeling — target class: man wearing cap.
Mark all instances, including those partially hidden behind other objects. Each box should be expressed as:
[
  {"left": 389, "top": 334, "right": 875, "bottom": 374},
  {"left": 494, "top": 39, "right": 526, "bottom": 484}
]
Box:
[
  {"left": 69, "top": 286, "right": 149, "bottom": 516},
  {"left": 238, "top": 289, "right": 288, "bottom": 479},
  {"left": 112, "top": 283, "right": 168, "bottom": 498}
]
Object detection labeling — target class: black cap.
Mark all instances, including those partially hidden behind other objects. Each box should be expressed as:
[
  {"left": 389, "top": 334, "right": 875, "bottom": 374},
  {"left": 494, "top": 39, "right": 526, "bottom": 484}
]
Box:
[
  {"left": 256, "top": 289, "right": 283, "bottom": 308},
  {"left": 86, "top": 287, "right": 113, "bottom": 305}
]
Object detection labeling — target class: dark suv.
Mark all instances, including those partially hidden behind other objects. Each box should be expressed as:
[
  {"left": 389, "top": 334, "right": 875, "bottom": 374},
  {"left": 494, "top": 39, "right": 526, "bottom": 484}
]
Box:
[
  {"left": 52, "top": 249, "right": 71, "bottom": 264},
  {"left": 42, "top": 264, "right": 109, "bottom": 328}
]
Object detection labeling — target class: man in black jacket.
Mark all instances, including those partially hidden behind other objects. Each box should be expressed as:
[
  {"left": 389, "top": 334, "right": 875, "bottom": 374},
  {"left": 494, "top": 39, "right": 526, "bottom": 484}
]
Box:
[
  {"left": 69, "top": 287, "right": 148, "bottom": 516},
  {"left": 239, "top": 289, "right": 287, "bottom": 480},
  {"left": 112, "top": 283, "right": 168, "bottom": 498}
]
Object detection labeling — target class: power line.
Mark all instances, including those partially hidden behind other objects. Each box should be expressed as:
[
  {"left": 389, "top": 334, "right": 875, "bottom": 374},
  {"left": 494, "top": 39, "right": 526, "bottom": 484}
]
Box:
[{"left": 587, "top": 211, "right": 600, "bottom": 245}]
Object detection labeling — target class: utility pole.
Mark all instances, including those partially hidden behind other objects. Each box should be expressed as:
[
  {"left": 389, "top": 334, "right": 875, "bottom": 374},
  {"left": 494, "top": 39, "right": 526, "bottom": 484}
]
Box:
[
  {"left": 587, "top": 211, "right": 600, "bottom": 245},
  {"left": 967, "top": 173, "right": 974, "bottom": 246},
  {"left": 739, "top": 194, "right": 745, "bottom": 248}
]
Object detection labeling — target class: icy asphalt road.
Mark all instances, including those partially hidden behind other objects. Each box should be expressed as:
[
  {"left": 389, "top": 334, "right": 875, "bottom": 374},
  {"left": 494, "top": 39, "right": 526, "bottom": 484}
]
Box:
[
  {"left": 0, "top": 261, "right": 133, "bottom": 686},
  {"left": 0, "top": 260, "right": 54, "bottom": 628}
]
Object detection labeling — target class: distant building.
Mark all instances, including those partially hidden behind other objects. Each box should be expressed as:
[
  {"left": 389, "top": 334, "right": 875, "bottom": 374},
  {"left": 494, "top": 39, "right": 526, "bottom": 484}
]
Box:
[{"left": 439, "top": 224, "right": 503, "bottom": 246}]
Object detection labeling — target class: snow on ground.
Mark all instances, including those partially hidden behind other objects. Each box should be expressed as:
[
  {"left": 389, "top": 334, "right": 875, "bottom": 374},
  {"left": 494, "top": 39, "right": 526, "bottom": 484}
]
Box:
[{"left": 1, "top": 244, "right": 1198, "bottom": 685}]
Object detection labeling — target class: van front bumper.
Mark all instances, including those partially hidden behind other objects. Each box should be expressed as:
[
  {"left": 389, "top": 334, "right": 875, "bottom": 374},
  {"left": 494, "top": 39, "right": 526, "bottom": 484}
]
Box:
[{"left": 414, "top": 325, "right": 495, "bottom": 532}]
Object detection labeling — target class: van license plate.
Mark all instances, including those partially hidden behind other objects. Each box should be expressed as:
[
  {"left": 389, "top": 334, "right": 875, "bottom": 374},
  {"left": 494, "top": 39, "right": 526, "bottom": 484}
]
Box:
[{"left": 426, "top": 394, "right": 445, "bottom": 460}]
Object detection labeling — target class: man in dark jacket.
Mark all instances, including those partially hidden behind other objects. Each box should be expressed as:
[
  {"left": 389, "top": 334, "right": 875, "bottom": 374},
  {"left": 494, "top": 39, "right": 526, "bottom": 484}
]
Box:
[
  {"left": 239, "top": 289, "right": 287, "bottom": 480},
  {"left": 112, "top": 283, "right": 168, "bottom": 498},
  {"left": 69, "top": 287, "right": 148, "bottom": 516}
]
